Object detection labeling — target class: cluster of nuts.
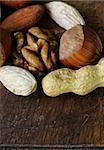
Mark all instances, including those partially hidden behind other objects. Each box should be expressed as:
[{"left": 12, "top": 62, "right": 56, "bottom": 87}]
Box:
[
  {"left": 0, "top": 1, "right": 103, "bottom": 97},
  {"left": 12, "top": 27, "right": 58, "bottom": 75}
]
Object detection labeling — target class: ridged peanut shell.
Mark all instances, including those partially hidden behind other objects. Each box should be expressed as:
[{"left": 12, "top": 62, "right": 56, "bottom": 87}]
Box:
[{"left": 42, "top": 58, "right": 104, "bottom": 97}]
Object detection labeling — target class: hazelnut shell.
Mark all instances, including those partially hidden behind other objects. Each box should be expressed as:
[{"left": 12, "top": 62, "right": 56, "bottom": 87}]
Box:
[{"left": 59, "top": 25, "right": 102, "bottom": 68}]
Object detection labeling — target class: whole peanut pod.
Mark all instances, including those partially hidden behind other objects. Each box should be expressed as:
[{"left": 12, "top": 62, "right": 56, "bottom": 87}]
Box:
[{"left": 42, "top": 58, "right": 104, "bottom": 97}]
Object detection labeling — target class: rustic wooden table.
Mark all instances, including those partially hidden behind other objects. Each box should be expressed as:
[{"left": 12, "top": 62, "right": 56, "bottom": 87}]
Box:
[{"left": 0, "top": 1, "right": 104, "bottom": 148}]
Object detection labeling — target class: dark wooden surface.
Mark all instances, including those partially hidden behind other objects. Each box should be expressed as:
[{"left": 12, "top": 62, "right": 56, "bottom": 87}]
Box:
[{"left": 0, "top": 0, "right": 104, "bottom": 147}]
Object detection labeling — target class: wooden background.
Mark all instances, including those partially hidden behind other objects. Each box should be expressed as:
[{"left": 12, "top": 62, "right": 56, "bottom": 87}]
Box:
[{"left": 0, "top": 0, "right": 104, "bottom": 147}]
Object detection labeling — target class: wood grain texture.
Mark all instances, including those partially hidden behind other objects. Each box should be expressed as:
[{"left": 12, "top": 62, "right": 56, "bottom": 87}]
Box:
[{"left": 0, "top": 0, "right": 104, "bottom": 146}]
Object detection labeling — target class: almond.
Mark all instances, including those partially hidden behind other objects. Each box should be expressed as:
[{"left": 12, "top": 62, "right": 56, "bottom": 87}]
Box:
[
  {"left": 0, "top": 5, "right": 45, "bottom": 32},
  {"left": 1, "top": 0, "right": 32, "bottom": 9},
  {"left": 0, "top": 28, "right": 11, "bottom": 66},
  {"left": 45, "top": 2, "right": 85, "bottom": 30},
  {"left": 0, "top": 66, "right": 37, "bottom": 96}
]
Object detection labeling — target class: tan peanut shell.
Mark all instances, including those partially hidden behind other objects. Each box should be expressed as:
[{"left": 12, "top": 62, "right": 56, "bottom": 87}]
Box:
[{"left": 42, "top": 58, "right": 104, "bottom": 97}]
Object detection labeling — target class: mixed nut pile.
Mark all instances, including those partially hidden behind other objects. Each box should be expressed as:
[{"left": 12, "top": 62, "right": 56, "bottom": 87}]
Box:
[{"left": 0, "top": 1, "right": 104, "bottom": 97}]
